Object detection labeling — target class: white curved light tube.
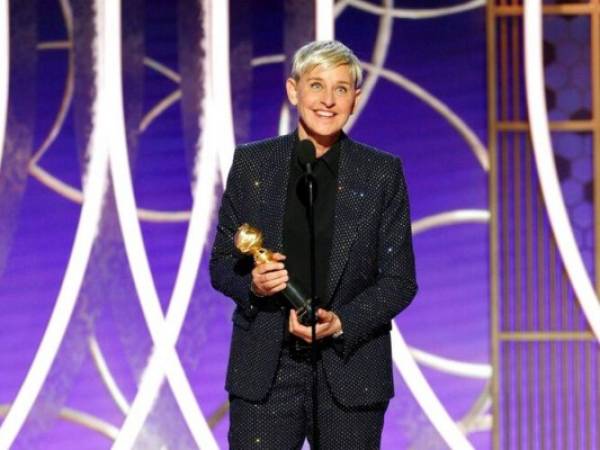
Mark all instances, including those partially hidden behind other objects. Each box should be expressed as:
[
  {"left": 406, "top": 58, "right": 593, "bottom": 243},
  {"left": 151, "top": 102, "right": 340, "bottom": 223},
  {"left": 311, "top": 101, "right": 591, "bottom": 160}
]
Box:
[
  {"left": 346, "top": 0, "right": 485, "bottom": 20},
  {"left": 408, "top": 346, "right": 491, "bottom": 379},
  {"left": 252, "top": 54, "right": 285, "bottom": 67},
  {"left": 0, "top": 1, "right": 110, "bottom": 443},
  {"left": 114, "top": 99, "right": 220, "bottom": 449},
  {"left": 412, "top": 209, "right": 490, "bottom": 235},
  {"left": 111, "top": 0, "right": 224, "bottom": 448},
  {"left": 57, "top": 407, "right": 120, "bottom": 440},
  {"left": 29, "top": 163, "right": 191, "bottom": 223},
  {"left": 89, "top": 337, "right": 130, "bottom": 415},
  {"left": 523, "top": 0, "right": 600, "bottom": 341},
  {"left": 316, "top": 0, "right": 334, "bottom": 40},
  {"left": 343, "top": 0, "right": 393, "bottom": 132},
  {"left": 333, "top": 0, "right": 352, "bottom": 18},
  {"left": 139, "top": 89, "right": 181, "bottom": 132},
  {"left": 0, "top": 404, "right": 120, "bottom": 440},
  {"left": 391, "top": 322, "right": 474, "bottom": 449},
  {"left": 361, "top": 61, "right": 489, "bottom": 171},
  {"left": 278, "top": 101, "right": 291, "bottom": 136},
  {"left": 0, "top": 0, "right": 9, "bottom": 171},
  {"left": 143, "top": 56, "right": 181, "bottom": 83},
  {"left": 457, "top": 384, "right": 492, "bottom": 433},
  {"left": 29, "top": 0, "right": 74, "bottom": 167},
  {"left": 210, "top": 0, "right": 235, "bottom": 184},
  {"left": 254, "top": 53, "right": 490, "bottom": 171}
]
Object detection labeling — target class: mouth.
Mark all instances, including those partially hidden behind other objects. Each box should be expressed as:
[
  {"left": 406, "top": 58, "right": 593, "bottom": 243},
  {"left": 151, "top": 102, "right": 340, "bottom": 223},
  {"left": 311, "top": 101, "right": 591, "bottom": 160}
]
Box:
[{"left": 314, "top": 110, "right": 336, "bottom": 118}]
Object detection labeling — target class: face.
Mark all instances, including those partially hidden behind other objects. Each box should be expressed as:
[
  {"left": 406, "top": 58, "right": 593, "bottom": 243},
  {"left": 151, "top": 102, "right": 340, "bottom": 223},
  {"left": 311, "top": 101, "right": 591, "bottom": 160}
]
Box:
[{"left": 286, "top": 64, "right": 361, "bottom": 147}]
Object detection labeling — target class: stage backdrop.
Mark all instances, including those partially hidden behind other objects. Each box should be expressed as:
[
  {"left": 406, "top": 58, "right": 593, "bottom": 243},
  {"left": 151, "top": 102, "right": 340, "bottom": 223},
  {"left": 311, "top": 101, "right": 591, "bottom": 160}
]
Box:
[{"left": 0, "top": 1, "right": 596, "bottom": 449}]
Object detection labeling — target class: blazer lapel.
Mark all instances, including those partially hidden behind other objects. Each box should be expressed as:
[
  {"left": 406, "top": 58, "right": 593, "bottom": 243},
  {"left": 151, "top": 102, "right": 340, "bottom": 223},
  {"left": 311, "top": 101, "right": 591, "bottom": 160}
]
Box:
[
  {"left": 325, "top": 137, "right": 368, "bottom": 304},
  {"left": 257, "top": 133, "right": 295, "bottom": 252}
]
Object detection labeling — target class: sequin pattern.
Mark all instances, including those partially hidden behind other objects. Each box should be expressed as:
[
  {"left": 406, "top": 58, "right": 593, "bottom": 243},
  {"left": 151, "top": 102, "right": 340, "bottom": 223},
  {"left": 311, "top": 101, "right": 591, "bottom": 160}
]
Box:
[
  {"left": 209, "top": 131, "right": 417, "bottom": 414},
  {"left": 228, "top": 348, "right": 387, "bottom": 449}
]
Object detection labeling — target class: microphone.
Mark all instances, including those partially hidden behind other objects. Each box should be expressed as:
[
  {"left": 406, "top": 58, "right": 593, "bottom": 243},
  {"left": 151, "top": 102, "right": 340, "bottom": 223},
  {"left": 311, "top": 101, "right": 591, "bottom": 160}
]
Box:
[
  {"left": 295, "top": 140, "right": 318, "bottom": 205},
  {"left": 297, "top": 139, "right": 316, "bottom": 174}
]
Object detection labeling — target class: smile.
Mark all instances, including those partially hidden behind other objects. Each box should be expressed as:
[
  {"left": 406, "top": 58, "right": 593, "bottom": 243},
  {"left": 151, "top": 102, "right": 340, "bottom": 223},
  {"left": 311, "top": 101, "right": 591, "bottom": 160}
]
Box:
[{"left": 314, "top": 110, "right": 335, "bottom": 118}]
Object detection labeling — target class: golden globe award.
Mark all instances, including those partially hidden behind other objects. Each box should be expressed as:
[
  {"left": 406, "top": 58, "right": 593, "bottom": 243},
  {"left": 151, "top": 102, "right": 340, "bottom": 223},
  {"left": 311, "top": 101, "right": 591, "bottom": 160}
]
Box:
[{"left": 234, "top": 223, "right": 312, "bottom": 324}]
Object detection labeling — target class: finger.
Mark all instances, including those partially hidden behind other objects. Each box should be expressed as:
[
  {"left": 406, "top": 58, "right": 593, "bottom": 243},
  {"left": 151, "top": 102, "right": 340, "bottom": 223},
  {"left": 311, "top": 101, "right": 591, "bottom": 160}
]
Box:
[
  {"left": 252, "top": 268, "right": 281, "bottom": 286},
  {"left": 315, "top": 322, "right": 335, "bottom": 339},
  {"left": 289, "top": 311, "right": 312, "bottom": 341},
  {"left": 255, "top": 273, "right": 287, "bottom": 291},
  {"left": 262, "top": 276, "right": 288, "bottom": 290},
  {"left": 316, "top": 309, "right": 333, "bottom": 322},
  {"left": 288, "top": 309, "right": 298, "bottom": 330},
  {"left": 254, "top": 261, "right": 285, "bottom": 274},
  {"left": 253, "top": 280, "right": 287, "bottom": 297},
  {"left": 254, "top": 262, "right": 284, "bottom": 274},
  {"left": 291, "top": 329, "right": 312, "bottom": 343},
  {"left": 251, "top": 268, "right": 282, "bottom": 286},
  {"left": 271, "top": 252, "right": 287, "bottom": 261},
  {"left": 263, "top": 281, "right": 287, "bottom": 293},
  {"left": 258, "top": 269, "right": 288, "bottom": 283}
]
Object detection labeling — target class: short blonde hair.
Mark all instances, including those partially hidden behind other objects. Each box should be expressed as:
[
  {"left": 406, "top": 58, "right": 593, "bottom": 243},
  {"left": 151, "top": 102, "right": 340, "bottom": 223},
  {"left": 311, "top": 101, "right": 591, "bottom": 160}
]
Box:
[{"left": 290, "top": 40, "right": 363, "bottom": 88}]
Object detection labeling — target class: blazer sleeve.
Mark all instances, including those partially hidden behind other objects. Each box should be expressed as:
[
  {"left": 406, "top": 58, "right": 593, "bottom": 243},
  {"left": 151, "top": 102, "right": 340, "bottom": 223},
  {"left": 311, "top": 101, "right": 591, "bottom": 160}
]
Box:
[
  {"left": 335, "top": 157, "right": 417, "bottom": 359},
  {"left": 209, "top": 149, "right": 259, "bottom": 319}
]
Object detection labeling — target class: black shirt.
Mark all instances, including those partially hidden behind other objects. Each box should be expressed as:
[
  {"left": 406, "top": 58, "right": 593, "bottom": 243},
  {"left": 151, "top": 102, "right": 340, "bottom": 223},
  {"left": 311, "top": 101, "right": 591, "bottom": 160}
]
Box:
[{"left": 282, "top": 134, "right": 341, "bottom": 308}]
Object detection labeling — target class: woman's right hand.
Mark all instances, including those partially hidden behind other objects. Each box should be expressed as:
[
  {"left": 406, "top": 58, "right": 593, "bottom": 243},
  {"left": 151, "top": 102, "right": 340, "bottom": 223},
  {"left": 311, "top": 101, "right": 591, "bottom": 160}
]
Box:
[{"left": 251, "top": 252, "right": 288, "bottom": 297}]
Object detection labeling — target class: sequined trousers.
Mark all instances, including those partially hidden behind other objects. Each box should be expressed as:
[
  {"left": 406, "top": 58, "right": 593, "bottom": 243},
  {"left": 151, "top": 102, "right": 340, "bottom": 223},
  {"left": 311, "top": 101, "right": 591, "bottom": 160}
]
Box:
[{"left": 228, "top": 344, "right": 388, "bottom": 450}]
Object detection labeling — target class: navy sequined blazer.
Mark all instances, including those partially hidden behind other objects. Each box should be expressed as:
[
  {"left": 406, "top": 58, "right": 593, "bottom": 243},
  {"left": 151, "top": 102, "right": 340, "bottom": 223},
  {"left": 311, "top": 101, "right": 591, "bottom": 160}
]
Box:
[{"left": 209, "top": 132, "right": 417, "bottom": 408}]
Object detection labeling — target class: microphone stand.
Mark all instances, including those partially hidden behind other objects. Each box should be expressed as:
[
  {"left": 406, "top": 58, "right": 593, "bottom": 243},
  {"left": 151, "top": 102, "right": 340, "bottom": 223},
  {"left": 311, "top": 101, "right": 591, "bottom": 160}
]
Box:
[{"left": 305, "top": 169, "right": 320, "bottom": 450}]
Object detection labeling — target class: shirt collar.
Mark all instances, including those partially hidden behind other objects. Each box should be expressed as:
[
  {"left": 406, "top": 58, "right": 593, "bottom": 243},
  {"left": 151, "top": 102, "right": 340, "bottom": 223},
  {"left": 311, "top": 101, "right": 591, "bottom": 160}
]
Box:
[
  {"left": 318, "top": 137, "right": 341, "bottom": 177},
  {"left": 293, "top": 130, "right": 343, "bottom": 177}
]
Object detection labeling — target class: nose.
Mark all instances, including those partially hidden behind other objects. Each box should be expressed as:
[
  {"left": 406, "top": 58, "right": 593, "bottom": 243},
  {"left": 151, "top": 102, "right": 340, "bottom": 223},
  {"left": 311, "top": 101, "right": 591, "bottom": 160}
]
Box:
[{"left": 320, "top": 88, "right": 335, "bottom": 107}]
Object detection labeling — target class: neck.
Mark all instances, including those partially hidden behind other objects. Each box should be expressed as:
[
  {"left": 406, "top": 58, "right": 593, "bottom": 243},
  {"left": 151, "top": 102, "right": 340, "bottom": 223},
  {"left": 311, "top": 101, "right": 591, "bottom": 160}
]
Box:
[{"left": 297, "top": 125, "right": 339, "bottom": 158}]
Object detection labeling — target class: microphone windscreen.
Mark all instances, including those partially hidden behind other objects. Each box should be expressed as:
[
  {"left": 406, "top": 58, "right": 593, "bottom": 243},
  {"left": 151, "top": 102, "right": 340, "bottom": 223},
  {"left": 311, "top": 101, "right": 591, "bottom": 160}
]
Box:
[{"left": 297, "top": 139, "right": 317, "bottom": 166}]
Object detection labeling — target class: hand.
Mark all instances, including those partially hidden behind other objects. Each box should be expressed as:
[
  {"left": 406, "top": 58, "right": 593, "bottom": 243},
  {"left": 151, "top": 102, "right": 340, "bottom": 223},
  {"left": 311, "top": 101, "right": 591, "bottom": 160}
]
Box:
[
  {"left": 288, "top": 309, "right": 342, "bottom": 343},
  {"left": 251, "top": 252, "right": 288, "bottom": 297}
]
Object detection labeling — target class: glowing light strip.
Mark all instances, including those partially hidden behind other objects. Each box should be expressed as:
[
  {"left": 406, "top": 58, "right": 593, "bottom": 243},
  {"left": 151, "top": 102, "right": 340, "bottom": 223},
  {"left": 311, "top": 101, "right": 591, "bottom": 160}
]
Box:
[
  {"left": 0, "top": 0, "right": 8, "bottom": 171},
  {"left": 57, "top": 407, "right": 120, "bottom": 440},
  {"left": 333, "top": 0, "right": 352, "bottom": 17},
  {"left": 29, "top": 38, "right": 189, "bottom": 222},
  {"left": 316, "top": 0, "right": 334, "bottom": 40},
  {"left": 278, "top": 102, "right": 291, "bottom": 136},
  {"left": 0, "top": 1, "right": 110, "bottom": 444},
  {"left": 30, "top": 0, "right": 74, "bottom": 166},
  {"left": 252, "top": 54, "right": 285, "bottom": 66},
  {"left": 463, "top": 414, "right": 491, "bottom": 433},
  {"left": 210, "top": 0, "right": 235, "bottom": 182},
  {"left": 37, "top": 40, "right": 71, "bottom": 50},
  {"left": 346, "top": 0, "right": 485, "bottom": 19},
  {"left": 251, "top": 55, "right": 489, "bottom": 171},
  {"left": 391, "top": 322, "right": 474, "bottom": 449},
  {"left": 110, "top": 0, "right": 220, "bottom": 447},
  {"left": 343, "top": 0, "right": 392, "bottom": 132},
  {"left": 457, "top": 383, "right": 491, "bottom": 433},
  {"left": 29, "top": 165, "right": 184, "bottom": 222},
  {"left": 524, "top": 0, "right": 600, "bottom": 341},
  {"left": 361, "top": 61, "right": 489, "bottom": 171},
  {"left": 412, "top": 209, "right": 490, "bottom": 235},
  {"left": 143, "top": 56, "right": 181, "bottom": 83},
  {"left": 29, "top": 163, "right": 191, "bottom": 222},
  {"left": 0, "top": 405, "right": 120, "bottom": 440},
  {"left": 139, "top": 89, "right": 181, "bottom": 132},
  {"left": 408, "top": 346, "right": 491, "bottom": 379},
  {"left": 89, "top": 337, "right": 130, "bottom": 414}
]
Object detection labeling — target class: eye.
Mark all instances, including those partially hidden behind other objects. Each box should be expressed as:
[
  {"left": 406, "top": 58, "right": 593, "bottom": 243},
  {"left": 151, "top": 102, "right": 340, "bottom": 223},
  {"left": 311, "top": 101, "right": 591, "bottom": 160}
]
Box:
[
  {"left": 335, "top": 86, "right": 348, "bottom": 95},
  {"left": 309, "top": 82, "right": 323, "bottom": 90}
]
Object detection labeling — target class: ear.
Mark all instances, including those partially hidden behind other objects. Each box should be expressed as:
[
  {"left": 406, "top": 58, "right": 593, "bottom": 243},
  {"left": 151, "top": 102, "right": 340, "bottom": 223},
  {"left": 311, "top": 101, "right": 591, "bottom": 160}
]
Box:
[
  {"left": 286, "top": 78, "right": 298, "bottom": 106},
  {"left": 350, "top": 88, "right": 361, "bottom": 115}
]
